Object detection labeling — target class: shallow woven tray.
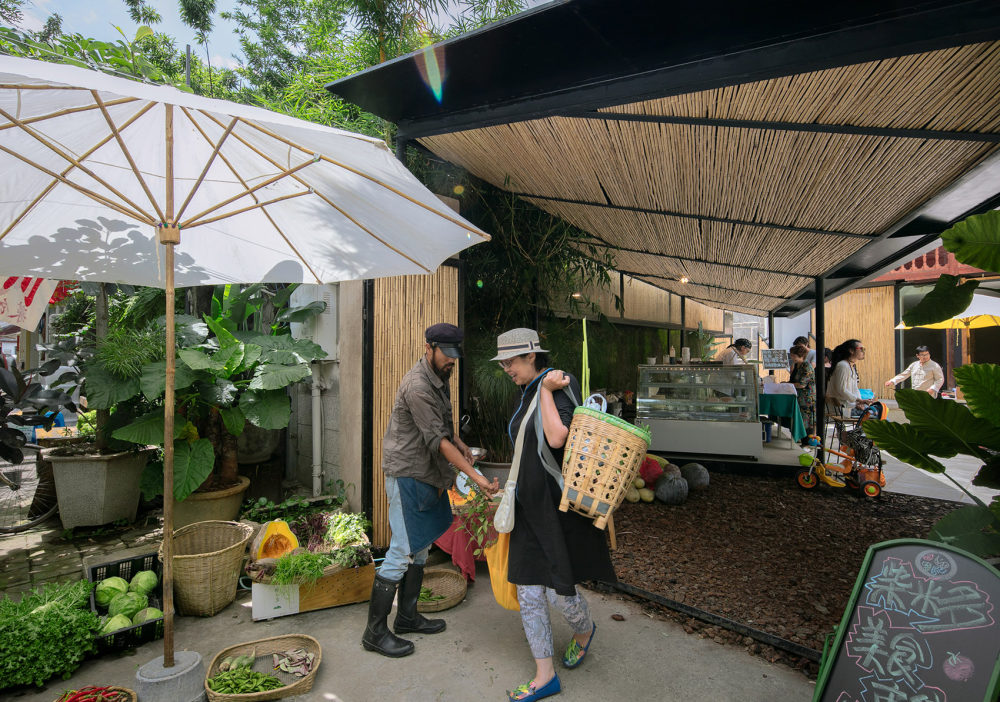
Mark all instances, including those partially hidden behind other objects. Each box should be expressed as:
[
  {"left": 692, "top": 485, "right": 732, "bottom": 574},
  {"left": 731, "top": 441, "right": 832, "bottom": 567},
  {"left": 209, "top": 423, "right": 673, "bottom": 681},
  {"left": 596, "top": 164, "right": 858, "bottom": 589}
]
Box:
[
  {"left": 205, "top": 634, "right": 321, "bottom": 702},
  {"left": 417, "top": 568, "right": 467, "bottom": 612},
  {"left": 54, "top": 687, "right": 136, "bottom": 702}
]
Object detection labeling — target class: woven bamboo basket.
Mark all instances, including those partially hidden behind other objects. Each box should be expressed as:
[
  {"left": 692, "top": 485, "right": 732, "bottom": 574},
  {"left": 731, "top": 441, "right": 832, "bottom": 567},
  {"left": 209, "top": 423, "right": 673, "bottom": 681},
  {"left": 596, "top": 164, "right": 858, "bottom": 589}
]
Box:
[
  {"left": 54, "top": 687, "right": 137, "bottom": 702},
  {"left": 205, "top": 634, "right": 321, "bottom": 702},
  {"left": 160, "top": 520, "right": 254, "bottom": 616},
  {"left": 559, "top": 407, "right": 651, "bottom": 529},
  {"left": 416, "top": 568, "right": 467, "bottom": 612}
]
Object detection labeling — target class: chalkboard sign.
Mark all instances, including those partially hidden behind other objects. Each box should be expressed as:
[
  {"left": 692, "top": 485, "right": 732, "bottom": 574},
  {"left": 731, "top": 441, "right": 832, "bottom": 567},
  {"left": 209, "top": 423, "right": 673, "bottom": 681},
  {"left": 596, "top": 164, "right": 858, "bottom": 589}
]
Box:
[
  {"left": 761, "top": 348, "right": 788, "bottom": 369},
  {"left": 814, "top": 539, "right": 1000, "bottom": 702}
]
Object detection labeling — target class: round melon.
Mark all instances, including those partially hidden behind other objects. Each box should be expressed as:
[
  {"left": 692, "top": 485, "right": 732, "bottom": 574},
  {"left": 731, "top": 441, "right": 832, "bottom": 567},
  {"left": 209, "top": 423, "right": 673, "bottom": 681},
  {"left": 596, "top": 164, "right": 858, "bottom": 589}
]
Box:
[
  {"left": 680, "top": 463, "right": 710, "bottom": 491},
  {"left": 654, "top": 473, "right": 689, "bottom": 505}
]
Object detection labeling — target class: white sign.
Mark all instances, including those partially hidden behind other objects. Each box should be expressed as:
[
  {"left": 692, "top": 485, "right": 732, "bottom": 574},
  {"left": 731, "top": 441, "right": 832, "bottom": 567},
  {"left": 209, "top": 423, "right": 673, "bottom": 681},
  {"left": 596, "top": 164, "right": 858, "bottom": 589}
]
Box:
[
  {"left": 761, "top": 349, "right": 788, "bottom": 370},
  {"left": 0, "top": 277, "right": 57, "bottom": 331}
]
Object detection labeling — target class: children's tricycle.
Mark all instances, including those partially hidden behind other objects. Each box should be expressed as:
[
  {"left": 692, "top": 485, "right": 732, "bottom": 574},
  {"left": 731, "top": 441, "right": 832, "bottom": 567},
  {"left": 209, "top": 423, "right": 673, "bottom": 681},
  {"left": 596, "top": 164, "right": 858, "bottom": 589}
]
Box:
[{"left": 795, "top": 412, "right": 886, "bottom": 498}]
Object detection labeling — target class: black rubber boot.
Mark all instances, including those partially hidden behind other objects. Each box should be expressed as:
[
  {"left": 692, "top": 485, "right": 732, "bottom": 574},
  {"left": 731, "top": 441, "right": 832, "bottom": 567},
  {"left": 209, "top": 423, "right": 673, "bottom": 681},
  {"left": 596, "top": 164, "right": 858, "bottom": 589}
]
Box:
[
  {"left": 393, "top": 563, "right": 447, "bottom": 635},
  {"left": 362, "top": 575, "right": 415, "bottom": 657}
]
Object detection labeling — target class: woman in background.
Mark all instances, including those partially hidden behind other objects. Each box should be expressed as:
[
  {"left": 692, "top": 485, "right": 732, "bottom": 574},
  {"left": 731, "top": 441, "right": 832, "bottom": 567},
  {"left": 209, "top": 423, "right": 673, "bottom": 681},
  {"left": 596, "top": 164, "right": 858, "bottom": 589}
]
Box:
[
  {"left": 789, "top": 344, "right": 816, "bottom": 440},
  {"left": 827, "top": 339, "right": 871, "bottom": 418}
]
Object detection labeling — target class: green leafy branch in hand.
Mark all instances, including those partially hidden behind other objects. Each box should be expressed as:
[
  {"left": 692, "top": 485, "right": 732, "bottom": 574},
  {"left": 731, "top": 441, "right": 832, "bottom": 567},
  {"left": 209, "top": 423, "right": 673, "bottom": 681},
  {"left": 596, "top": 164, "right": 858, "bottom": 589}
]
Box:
[{"left": 458, "top": 484, "right": 497, "bottom": 556}]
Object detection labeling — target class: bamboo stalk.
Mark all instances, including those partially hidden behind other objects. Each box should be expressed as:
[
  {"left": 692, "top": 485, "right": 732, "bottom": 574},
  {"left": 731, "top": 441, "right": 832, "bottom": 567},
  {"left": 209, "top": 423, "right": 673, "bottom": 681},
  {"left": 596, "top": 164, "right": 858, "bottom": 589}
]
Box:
[
  {"left": 161, "top": 104, "right": 176, "bottom": 670},
  {"left": 187, "top": 189, "right": 310, "bottom": 227},
  {"left": 0, "top": 96, "right": 138, "bottom": 132}
]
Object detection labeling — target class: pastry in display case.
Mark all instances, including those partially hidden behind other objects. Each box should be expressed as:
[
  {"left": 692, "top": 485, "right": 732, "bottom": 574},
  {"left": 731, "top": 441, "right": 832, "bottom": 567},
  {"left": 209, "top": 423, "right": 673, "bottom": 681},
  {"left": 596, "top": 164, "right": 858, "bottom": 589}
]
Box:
[{"left": 637, "top": 364, "right": 762, "bottom": 459}]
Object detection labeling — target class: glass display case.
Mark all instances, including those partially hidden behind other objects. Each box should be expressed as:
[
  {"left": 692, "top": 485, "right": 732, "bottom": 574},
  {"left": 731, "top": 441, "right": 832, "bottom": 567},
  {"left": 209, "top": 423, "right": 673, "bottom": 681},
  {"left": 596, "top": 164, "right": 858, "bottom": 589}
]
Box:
[{"left": 637, "top": 364, "right": 763, "bottom": 459}]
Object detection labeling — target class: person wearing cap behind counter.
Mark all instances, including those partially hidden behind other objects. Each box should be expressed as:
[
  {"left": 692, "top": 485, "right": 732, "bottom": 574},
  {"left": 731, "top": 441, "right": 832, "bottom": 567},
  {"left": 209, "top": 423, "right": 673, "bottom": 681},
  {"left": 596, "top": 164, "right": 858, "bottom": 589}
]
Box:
[{"left": 361, "top": 323, "right": 500, "bottom": 658}]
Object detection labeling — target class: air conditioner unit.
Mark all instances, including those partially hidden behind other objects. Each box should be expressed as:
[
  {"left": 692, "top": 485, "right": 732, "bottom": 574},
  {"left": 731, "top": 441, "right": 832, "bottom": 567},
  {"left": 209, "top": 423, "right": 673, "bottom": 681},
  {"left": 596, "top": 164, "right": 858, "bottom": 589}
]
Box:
[{"left": 289, "top": 284, "right": 338, "bottom": 360}]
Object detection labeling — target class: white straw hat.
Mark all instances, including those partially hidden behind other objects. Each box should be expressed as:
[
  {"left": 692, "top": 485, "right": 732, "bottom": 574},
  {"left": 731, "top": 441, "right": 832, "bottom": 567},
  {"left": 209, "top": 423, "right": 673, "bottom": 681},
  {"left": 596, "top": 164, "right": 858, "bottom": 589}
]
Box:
[{"left": 491, "top": 328, "right": 550, "bottom": 361}]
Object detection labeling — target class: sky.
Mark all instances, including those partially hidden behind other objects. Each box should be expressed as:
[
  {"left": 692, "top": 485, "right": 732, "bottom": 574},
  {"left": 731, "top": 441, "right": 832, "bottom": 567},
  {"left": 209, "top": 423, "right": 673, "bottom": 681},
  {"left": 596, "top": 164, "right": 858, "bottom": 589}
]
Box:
[{"left": 14, "top": 0, "right": 245, "bottom": 69}]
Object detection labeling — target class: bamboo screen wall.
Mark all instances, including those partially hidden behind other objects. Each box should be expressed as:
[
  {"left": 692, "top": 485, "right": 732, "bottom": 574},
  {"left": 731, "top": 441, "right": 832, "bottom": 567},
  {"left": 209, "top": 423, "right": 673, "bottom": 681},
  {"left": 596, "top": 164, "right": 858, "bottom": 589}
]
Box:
[
  {"left": 813, "top": 286, "right": 896, "bottom": 401},
  {"left": 370, "top": 266, "right": 459, "bottom": 547},
  {"left": 685, "top": 299, "right": 724, "bottom": 332}
]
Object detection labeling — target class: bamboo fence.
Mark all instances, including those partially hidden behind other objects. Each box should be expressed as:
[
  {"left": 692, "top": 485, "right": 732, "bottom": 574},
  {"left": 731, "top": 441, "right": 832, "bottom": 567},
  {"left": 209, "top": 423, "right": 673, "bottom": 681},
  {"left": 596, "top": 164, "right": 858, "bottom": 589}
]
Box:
[{"left": 370, "top": 266, "right": 459, "bottom": 547}]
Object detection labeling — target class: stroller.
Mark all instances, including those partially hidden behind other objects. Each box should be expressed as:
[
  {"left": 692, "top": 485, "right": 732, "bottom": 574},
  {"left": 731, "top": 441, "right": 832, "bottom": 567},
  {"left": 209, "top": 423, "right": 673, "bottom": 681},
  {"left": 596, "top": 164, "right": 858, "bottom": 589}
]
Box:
[{"left": 795, "top": 401, "right": 887, "bottom": 498}]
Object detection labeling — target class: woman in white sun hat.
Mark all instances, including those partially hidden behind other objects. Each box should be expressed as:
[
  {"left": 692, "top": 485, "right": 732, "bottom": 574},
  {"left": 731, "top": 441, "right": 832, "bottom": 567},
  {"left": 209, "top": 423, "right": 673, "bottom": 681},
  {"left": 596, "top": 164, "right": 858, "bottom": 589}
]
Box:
[{"left": 493, "top": 328, "right": 616, "bottom": 702}]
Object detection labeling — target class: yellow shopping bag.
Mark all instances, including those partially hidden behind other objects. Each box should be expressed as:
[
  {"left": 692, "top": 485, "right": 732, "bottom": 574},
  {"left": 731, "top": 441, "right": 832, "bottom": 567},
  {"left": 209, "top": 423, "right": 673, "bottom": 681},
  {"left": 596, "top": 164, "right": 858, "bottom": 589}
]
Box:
[{"left": 484, "top": 532, "right": 519, "bottom": 611}]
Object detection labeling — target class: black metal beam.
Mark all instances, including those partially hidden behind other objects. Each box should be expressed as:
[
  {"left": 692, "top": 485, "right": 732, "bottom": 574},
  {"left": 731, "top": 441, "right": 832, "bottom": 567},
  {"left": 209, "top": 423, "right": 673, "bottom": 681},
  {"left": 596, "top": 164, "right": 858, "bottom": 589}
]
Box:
[
  {"left": 620, "top": 270, "right": 789, "bottom": 302},
  {"left": 517, "top": 191, "right": 871, "bottom": 239},
  {"left": 570, "top": 110, "right": 1000, "bottom": 143},
  {"left": 328, "top": 1, "right": 1000, "bottom": 139}
]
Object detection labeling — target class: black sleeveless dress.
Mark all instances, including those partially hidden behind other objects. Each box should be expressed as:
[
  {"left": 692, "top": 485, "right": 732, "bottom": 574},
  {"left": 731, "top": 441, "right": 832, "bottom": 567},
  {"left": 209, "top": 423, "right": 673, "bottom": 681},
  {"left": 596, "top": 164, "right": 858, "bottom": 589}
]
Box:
[{"left": 506, "top": 372, "right": 617, "bottom": 597}]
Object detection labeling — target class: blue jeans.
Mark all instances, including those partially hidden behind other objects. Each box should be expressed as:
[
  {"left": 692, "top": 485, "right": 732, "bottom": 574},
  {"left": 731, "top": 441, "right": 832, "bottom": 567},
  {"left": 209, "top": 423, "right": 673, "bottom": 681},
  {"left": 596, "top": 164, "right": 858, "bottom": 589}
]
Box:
[{"left": 378, "top": 475, "right": 429, "bottom": 582}]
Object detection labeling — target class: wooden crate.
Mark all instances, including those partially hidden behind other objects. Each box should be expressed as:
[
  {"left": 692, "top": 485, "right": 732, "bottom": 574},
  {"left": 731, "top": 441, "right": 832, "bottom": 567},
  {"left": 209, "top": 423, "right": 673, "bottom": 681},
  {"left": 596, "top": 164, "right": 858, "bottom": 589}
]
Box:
[{"left": 251, "top": 562, "right": 375, "bottom": 621}]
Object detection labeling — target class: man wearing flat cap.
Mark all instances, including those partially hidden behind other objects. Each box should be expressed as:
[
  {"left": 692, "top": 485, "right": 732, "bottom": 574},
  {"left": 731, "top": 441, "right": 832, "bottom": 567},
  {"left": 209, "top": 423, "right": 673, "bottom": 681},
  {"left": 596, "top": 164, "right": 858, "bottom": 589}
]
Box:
[{"left": 362, "top": 322, "right": 499, "bottom": 658}]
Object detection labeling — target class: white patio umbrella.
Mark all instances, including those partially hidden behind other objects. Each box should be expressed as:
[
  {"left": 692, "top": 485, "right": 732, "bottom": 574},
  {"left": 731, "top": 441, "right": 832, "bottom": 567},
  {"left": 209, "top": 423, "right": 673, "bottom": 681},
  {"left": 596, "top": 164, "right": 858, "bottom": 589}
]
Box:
[{"left": 0, "top": 55, "right": 489, "bottom": 665}]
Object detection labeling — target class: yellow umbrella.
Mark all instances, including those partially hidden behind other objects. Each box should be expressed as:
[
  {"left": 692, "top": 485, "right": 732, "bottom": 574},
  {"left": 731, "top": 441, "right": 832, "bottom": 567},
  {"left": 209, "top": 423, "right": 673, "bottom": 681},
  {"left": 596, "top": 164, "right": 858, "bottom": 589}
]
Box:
[{"left": 898, "top": 314, "right": 1000, "bottom": 330}]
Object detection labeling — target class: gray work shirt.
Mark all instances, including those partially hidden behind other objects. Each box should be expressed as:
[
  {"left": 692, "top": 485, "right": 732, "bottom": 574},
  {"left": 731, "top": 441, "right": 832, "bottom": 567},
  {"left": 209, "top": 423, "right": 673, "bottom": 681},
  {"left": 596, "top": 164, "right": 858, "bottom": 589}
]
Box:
[{"left": 381, "top": 357, "right": 455, "bottom": 489}]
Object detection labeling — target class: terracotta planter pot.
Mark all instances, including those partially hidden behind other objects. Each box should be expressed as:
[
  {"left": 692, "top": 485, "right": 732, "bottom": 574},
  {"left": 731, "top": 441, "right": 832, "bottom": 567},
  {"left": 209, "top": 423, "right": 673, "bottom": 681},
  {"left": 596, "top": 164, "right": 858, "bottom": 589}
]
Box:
[
  {"left": 47, "top": 449, "right": 151, "bottom": 529},
  {"left": 172, "top": 475, "right": 251, "bottom": 530}
]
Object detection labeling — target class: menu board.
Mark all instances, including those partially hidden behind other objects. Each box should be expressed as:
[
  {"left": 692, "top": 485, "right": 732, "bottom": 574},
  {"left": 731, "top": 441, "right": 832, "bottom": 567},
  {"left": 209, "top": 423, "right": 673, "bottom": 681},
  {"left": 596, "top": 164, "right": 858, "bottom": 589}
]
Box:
[
  {"left": 815, "top": 539, "right": 1000, "bottom": 702},
  {"left": 761, "top": 349, "right": 788, "bottom": 369}
]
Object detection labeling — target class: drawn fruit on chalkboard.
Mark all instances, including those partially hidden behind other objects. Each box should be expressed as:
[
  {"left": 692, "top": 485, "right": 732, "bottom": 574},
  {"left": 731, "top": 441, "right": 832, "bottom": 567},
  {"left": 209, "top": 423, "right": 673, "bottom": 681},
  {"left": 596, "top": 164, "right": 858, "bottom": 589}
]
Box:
[{"left": 943, "top": 652, "right": 974, "bottom": 682}]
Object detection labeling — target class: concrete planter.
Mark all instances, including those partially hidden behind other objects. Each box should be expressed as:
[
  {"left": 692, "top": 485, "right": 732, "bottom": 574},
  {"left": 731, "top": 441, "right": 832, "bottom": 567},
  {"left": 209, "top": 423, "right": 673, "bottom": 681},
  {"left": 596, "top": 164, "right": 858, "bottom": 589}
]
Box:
[
  {"left": 48, "top": 449, "right": 151, "bottom": 529},
  {"left": 172, "top": 475, "right": 251, "bottom": 529}
]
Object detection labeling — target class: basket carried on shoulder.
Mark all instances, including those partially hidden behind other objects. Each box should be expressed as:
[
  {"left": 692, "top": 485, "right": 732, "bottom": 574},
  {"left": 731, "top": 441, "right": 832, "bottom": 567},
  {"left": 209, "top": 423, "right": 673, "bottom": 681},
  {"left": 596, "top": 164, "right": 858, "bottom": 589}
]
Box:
[
  {"left": 559, "top": 400, "right": 651, "bottom": 530},
  {"left": 160, "top": 520, "right": 254, "bottom": 616}
]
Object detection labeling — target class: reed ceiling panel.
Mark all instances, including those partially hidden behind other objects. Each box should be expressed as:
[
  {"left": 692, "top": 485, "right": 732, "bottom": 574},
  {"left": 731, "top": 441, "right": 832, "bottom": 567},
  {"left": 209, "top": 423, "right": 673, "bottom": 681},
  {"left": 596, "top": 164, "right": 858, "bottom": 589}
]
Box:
[{"left": 612, "top": 42, "right": 1000, "bottom": 133}]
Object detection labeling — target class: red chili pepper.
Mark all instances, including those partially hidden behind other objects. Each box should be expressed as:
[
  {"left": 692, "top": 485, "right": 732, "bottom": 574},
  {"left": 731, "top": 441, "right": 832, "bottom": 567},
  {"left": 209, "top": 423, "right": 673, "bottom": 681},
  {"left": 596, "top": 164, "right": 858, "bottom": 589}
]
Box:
[{"left": 65, "top": 686, "right": 111, "bottom": 702}]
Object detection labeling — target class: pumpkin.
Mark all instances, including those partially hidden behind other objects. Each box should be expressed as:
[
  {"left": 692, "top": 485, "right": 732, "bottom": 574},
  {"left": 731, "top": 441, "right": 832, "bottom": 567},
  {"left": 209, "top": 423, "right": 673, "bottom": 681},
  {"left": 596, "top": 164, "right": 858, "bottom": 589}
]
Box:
[
  {"left": 251, "top": 520, "right": 299, "bottom": 561},
  {"left": 654, "top": 473, "right": 688, "bottom": 505},
  {"left": 680, "top": 463, "right": 710, "bottom": 491}
]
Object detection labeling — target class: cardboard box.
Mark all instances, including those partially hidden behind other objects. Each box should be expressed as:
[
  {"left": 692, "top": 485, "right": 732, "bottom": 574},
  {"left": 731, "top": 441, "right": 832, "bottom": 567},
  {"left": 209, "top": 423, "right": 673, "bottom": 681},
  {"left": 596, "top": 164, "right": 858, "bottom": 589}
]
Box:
[{"left": 251, "top": 562, "right": 375, "bottom": 621}]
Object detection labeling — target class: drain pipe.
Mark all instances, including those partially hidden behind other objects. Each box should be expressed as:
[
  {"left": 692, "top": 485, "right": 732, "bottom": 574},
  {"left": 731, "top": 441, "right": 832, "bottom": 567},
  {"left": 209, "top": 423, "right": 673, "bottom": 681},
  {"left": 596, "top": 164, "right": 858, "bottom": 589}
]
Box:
[{"left": 311, "top": 362, "right": 324, "bottom": 496}]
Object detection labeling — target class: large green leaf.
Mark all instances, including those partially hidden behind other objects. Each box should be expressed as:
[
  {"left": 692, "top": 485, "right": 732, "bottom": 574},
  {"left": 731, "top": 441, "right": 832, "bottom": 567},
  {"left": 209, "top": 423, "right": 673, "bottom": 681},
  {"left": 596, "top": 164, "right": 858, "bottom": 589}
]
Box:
[
  {"left": 901, "top": 274, "right": 979, "bottom": 327},
  {"left": 928, "top": 505, "right": 1000, "bottom": 557},
  {"left": 173, "top": 438, "right": 216, "bottom": 502},
  {"left": 83, "top": 364, "right": 141, "bottom": 409},
  {"left": 206, "top": 314, "right": 239, "bottom": 348},
  {"left": 219, "top": 405, "right": 246, "bottom": 437},
  {"left": 863, "top": 421, "right": 951, "bottom": 473},
  {"left": 213, "top": 343, "right": 245, "bottom": 378},
  {"left": 941, "top": 209, "right": 1000, "bottom": 271},
  {"left": 198, "top": 378, "right": 238, "bottom": 407},
  {"left": 241, "top": 332, "right": 325, "bottom": 359},
  {"left": 140, "top": 459, "right": 164, "bottom": 501},
  {"left": 239, "top": 389, "right": 290, "bottom": 430},
  {"left": 277, "top": 300, "right": 326, "bottom": 323},
  {"left": 260, "top": 349, "right": 306, "bottom": 365},
  {"left": 895, "top": 388, "right": 1000, "bottom": 453},
  {"left": 178, "top": 348, "right": 224, "bottom": 372},
  {"left": 271, "top": 284, "right": 299, "bottom": 309},
  {"left": 249, "top": 362, "right": 312, "bottom": 391},
  {"left": 237, "top": 344, "right": 262, "bottom": 374},
  {"left": 972, "top": 460, "right": 1000, "bottom": 490},
  {"left": 139, "top": 359, "right": 198, "bottom": 400},
  {"left": 112, "top": 410, "right": 189, "bottom": 445},
  {"left": 954, "top": 363, "right": 1000, "bottom": 426}
]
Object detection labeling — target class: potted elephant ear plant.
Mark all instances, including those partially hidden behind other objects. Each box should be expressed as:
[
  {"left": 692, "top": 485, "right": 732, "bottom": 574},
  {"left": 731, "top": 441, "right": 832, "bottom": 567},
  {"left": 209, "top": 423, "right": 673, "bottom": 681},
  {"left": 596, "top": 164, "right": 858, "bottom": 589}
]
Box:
[{"left": 112, "top": 283, "right": 327, "bottom": 528}]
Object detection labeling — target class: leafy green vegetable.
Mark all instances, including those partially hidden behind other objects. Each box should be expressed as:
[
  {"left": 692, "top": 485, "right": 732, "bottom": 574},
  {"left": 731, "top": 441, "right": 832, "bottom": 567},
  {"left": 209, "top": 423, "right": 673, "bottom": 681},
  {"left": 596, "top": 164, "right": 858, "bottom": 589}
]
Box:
[
  {"left": 270, "top": 552, "right": 332, "bottom": 587},
  {"left": 0, "top": 580, "right": 99, "bottom": 689},
  {"left": 324, "top": 512, "right": 371, "bottom": 548}
]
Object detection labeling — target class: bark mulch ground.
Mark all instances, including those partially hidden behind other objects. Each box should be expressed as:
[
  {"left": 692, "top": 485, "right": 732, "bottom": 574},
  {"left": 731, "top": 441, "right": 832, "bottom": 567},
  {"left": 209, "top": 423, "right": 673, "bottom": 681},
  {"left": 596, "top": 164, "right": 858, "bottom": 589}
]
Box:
[{"left": 606, "top": 470, "right": 958, "bottom": 678}]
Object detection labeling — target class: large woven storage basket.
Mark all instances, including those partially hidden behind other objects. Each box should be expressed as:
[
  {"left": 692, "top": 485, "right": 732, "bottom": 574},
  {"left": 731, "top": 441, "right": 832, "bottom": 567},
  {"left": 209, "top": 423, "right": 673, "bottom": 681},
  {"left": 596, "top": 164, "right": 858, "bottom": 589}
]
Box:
[
  {"left": 205, "top": 634, "right": 321, "bottom": 702},
  {"left": 559, "top": 407, "right": 651, "bottom": 529},
  {"left": 161, "top": 520, "right": 254, "bottom": 616}
]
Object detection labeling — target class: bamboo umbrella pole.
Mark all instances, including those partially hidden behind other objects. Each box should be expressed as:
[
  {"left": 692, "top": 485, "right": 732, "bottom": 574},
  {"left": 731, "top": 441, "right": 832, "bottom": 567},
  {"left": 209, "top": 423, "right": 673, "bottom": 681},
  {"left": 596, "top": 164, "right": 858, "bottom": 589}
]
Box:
[{"left": 161, "top": 103, "right": 177, "bottom": 669}]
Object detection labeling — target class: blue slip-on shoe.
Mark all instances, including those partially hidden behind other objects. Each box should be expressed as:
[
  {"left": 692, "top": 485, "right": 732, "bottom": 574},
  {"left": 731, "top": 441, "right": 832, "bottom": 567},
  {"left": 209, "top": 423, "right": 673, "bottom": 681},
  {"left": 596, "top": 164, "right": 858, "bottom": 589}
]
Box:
[
  {"left": 562, "top": 622, "right": 596, "bottom": 669},
  {"left": 507, "top": 674, "right": 561, "bottom": 701}
]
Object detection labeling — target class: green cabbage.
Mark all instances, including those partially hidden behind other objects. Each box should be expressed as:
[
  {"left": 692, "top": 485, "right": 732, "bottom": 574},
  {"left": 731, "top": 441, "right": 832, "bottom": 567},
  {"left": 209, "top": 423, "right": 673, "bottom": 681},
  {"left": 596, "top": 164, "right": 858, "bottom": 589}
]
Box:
[
  {"left": 129, "top": 570, "right": 158, "bottom": 596},
  {"left": 108, "top": 591, "right": 147, "bottom": 620},
  {"left": 94, "top": 577, "right": 129, "bottom": 607},
  {"left": 132, "top": 607, "right": 163, "bottom": 625},
  {"left": 100, "top": 614, "right": 133, "bottom": 635}
]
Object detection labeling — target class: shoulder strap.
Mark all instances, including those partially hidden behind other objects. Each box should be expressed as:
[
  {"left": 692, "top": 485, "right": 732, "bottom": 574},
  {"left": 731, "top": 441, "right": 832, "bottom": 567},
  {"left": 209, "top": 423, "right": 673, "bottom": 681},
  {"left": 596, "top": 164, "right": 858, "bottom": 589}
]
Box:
[
  {"left": 507, "top": 390, "right": 540, "bottom": 487},
  {"left": 533, "top": 379, "right": 580, "bottom": 489}
]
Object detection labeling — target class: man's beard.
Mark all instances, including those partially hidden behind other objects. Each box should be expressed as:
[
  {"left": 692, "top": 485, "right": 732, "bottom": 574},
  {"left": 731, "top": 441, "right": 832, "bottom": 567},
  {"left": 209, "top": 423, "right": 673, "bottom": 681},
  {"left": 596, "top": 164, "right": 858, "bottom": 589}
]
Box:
[{"left": 435, "top": 363, "right": 454, "bottom": 381}]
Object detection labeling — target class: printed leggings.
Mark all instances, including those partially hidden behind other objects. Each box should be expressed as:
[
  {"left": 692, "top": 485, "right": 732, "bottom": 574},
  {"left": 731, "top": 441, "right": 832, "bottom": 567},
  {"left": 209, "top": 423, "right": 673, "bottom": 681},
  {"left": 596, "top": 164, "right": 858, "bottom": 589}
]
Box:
[{"left": 516, "top": 584, "right": 592, "bottom": 659}]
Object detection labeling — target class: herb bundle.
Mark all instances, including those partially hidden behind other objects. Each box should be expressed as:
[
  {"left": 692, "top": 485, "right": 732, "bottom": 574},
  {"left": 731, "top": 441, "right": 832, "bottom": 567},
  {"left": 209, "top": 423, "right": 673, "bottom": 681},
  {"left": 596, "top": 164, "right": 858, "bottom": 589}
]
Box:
[
  {"left": 458, "top": 485, "right": 498, "bottom": 556},
  {"left": 270, "top": 552, "right": 333, "bottom": 587}
]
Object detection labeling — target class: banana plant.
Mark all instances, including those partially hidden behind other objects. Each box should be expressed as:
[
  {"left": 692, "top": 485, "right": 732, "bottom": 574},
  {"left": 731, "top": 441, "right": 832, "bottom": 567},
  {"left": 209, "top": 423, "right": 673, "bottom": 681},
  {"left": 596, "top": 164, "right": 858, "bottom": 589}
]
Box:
[{"left": 864, "top": 210, "right": 1000, "bottom": 557}]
